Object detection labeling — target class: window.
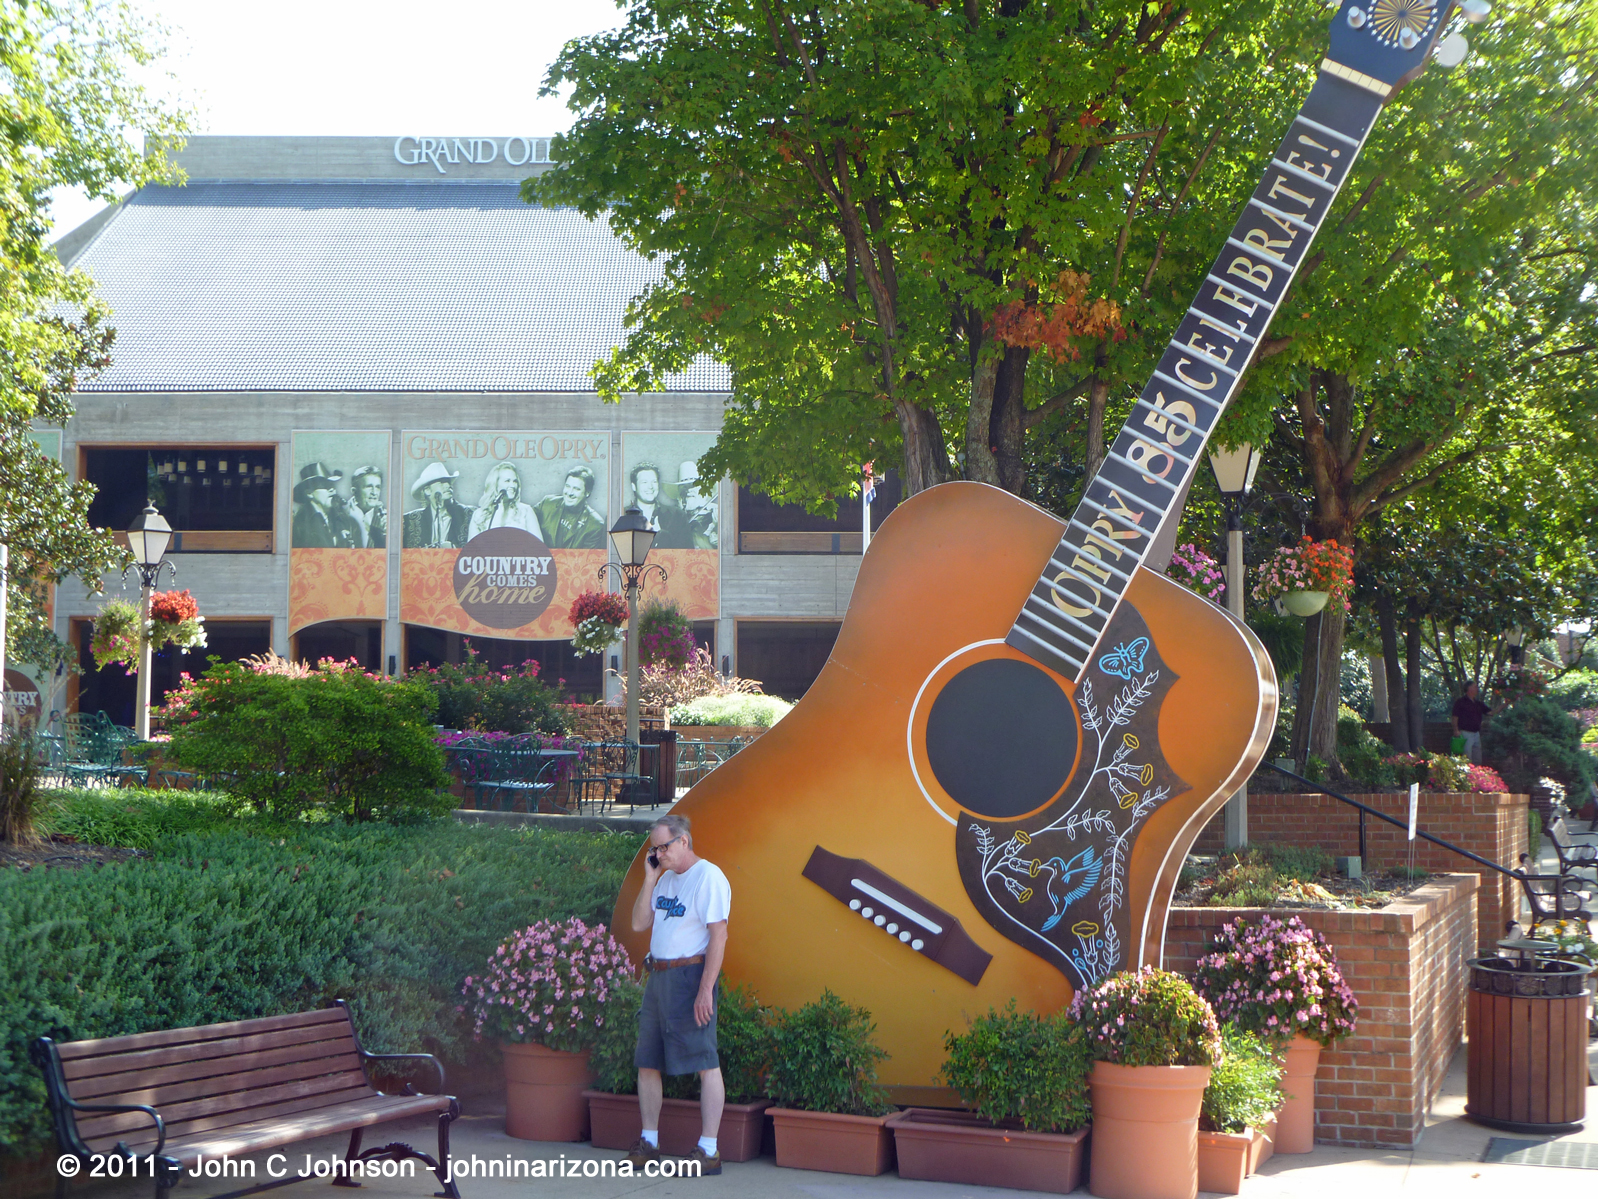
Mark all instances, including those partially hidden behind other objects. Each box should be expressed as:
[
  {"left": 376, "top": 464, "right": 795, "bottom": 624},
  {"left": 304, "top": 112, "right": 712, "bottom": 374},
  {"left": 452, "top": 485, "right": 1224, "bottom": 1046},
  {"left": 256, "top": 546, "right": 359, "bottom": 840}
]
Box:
[
  {"left": 736, "top": 621, "right": 841, "bottom": 701},
  {"left": 736, "top": 472, "right": 901, "bottom": 554},
  {"left": 83, "top": 446, "right": 276, "bottom": 552},
  {"left": 294, "top": 621, "right": 383, "bottom": 672}
]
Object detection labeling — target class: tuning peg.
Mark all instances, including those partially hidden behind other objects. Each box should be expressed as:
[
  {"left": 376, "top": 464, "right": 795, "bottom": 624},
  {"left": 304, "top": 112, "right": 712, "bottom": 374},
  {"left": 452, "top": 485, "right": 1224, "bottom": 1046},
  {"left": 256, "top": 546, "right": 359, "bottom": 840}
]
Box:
[
  {"left": 1398, "top": 27, "right": 1420, "bottom": 48},
  {"left": 1460, "top": 0, "right": 1491, "bottom": 22},
  {"left": 1346, "top": 6, "right": 1367, "bottom": 27},
  {"left": 1434, "top": 31, "right": 1468, "bottom": 65}
]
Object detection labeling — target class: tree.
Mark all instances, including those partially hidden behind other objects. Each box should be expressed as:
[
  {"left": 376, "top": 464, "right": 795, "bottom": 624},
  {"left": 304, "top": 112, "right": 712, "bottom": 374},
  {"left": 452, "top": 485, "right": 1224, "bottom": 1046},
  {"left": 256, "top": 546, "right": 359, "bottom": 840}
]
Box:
[
  {"left": 1217, "top": 1, "right": 1598, "bottom": 765},
  {"left": 534, "top": 0, "right": 1329, "bottom": 507},
  {"left": 0, "top": 0, "right": 190, "bottom": 662}
]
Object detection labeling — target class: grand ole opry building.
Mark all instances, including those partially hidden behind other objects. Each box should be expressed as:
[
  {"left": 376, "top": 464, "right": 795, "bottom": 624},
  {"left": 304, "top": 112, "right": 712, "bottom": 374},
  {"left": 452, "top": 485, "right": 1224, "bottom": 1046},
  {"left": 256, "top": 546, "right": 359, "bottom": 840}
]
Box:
[{"left": 37, "top": 136, "right": 897, "bottom": 723}]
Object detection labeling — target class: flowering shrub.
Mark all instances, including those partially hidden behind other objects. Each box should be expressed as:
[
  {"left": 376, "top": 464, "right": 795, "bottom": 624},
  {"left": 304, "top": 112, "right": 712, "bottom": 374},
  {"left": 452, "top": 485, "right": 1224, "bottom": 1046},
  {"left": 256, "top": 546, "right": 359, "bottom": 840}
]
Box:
[
  {"left": 570, "top": 591, "right": 629, "bottom": 657},
  {"left": 1369, "top": 750, "right": 1504, "bottom": 793},
  {"left": 1251, "top": 537, "right": 1354, "bottom": 609},
  {"left": 1192, "top": 915, "right": 1358, "bottom": 1048},
  {"left": 461, "top": 917, "right": 637, "bottom": 1052},
  {"left": 1465, "top": 763, "right": 1509, "bottom": 793},
  {"left": 412, "top": 645, "right": 567, "bottom": 734},
  {"left": 621, "top": 646, "right": 766, "bottom": 708},
  {"left": 90, "top": 600, "right": 142, "bottom": 671},
  {"left": 1067, "top": 966, "right": 1220, "bottom": 1067},
  {"left": 1167, "top": 543, "right": 1225, "bottom": 604}
]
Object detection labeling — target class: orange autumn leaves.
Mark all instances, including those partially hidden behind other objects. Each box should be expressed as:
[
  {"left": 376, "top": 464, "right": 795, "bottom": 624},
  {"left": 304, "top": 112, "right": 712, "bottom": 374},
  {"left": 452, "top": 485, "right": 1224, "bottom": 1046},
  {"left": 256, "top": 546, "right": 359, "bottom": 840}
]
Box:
[{"left": 987, "top": 269, "right": 1124, "bottom": 362}]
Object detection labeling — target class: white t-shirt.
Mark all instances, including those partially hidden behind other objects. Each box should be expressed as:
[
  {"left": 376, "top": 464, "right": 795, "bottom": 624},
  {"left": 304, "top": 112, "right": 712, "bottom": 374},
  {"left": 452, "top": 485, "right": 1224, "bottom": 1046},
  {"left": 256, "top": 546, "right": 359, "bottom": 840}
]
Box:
[{"left": 649, "top": 859, "right": 731, "bottom": 960}]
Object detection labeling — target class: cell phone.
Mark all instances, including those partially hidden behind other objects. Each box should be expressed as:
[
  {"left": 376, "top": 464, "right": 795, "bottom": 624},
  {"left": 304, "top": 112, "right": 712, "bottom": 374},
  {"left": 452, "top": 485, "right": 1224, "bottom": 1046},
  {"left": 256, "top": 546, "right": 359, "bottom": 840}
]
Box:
[{"left": 648, "top": 849, "right": 660, "bottom": 869}]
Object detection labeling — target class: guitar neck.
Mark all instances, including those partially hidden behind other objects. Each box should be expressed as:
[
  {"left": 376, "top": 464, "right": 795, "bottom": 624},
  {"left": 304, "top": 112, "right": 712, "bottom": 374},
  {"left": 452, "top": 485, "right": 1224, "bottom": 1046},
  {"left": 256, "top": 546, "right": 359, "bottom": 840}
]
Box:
[{"left": 1008, "top": 64, "right": 1392, "bottom": 683}]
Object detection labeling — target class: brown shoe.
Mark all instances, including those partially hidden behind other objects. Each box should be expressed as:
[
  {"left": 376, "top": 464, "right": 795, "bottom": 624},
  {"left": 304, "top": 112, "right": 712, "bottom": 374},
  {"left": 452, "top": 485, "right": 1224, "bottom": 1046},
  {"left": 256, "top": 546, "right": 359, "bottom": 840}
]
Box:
[
  {"left": 626, "top": 1137, "right": 662, "bottom": 1168},
  {"left": 685, "top": 1146, "right": 722, "bottom": 1176}
]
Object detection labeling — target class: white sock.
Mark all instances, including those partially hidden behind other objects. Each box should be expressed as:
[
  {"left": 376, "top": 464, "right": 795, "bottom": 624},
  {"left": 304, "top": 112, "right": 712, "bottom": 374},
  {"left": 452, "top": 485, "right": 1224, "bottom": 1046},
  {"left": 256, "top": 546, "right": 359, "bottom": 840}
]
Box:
[
  {"left": 641, "top": 1129, "right": 659, "bottom": 1148},
  {"left": 698, "top": 1136, "right": 717, "bottom": 1157}
]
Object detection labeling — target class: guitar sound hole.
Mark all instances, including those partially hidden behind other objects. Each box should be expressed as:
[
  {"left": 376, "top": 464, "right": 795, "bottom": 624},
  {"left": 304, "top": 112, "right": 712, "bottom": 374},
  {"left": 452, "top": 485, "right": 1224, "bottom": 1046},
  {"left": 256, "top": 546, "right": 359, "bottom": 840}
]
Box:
[{"left": 925, "top": 658, "right": 1077, "bottom": 819}]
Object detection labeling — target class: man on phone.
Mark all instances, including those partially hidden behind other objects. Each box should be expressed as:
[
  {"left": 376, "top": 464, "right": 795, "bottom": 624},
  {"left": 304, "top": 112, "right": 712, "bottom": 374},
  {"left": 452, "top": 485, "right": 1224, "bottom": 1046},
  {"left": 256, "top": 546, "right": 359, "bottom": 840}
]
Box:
[{"left": 629, "top": 814, "right": 730, "bottom": 1175}]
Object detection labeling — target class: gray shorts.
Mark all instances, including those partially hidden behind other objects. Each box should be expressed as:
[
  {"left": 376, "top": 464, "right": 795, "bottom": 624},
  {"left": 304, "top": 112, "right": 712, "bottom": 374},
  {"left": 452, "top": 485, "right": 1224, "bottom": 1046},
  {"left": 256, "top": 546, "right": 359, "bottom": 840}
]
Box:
[{"left": 635, "top": 962, "right": 719, "bottom": 1075}]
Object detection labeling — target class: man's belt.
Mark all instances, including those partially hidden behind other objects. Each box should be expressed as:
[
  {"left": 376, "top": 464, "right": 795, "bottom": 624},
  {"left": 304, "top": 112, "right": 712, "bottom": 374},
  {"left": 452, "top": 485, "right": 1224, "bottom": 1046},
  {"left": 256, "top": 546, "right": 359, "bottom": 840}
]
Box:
[{"left": 645, "top": 954, "right": 705, "bottom": 972}]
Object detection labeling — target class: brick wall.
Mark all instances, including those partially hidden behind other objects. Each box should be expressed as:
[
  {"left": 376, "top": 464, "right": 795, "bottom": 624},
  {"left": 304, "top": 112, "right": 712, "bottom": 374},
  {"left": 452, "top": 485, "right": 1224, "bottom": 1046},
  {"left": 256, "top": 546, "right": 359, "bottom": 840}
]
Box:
[
  {"left": 1195, "top": 792, "right": 1526, "bottom": 952},
  {"left": 1164, "top": 873, "right": 1479, "bottom": 1148}
]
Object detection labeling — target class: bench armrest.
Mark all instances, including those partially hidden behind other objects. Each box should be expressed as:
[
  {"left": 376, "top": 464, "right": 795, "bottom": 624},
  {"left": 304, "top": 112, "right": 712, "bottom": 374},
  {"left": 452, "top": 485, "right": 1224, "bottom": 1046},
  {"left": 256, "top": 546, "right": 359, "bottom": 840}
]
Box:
[
  {"left": 359, "top": 1050, "right": 447, "bottom": 1095},
  {"left": 60, "top": 1098, "right": 167, "bottom": 1159}
]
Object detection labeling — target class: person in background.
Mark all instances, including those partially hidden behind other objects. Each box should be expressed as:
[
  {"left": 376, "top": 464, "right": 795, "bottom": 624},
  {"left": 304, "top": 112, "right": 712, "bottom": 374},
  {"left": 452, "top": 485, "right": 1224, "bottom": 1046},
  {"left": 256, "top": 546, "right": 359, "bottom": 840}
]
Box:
[
  {"left": 534, "top": 465, "right": 607, "bottom": 549},
  {"left": 346, "top": 466, "right": 387, "bottom": 548},
  {"left": 1451, "top": 681, "right": 1492, "bottom": 764},
  {"left": 468, "top": 462, "right": 539, "bottom": 539}
]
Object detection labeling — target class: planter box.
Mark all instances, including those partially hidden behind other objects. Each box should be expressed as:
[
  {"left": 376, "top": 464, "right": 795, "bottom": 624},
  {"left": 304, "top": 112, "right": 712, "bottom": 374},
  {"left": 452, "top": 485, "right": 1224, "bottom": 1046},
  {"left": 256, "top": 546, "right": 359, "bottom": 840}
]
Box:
[
  {"left": 1166, "top": 873, "right": 1480, "bottom": 1149},
  {"left": 584, "top": 1091, "right": 770, "bottom": 1162},
  {"left": 1195, "top": 1119, "right": 1274, "bottom": 1195},
  {"left": 768, "top": 1108, "right": 895, "bottom": 1176},
  {"left": 887, "top": 1108, "right": 1088, "bottom": 1194}
]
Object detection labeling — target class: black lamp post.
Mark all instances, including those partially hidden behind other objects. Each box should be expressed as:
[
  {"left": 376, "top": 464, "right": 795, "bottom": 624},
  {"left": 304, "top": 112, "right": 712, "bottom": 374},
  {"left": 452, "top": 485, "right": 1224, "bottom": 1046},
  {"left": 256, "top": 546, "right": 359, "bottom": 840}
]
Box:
[
  {"left": 126, "top": 504, "right": 175, "bottom": 740},
  {"left": 1208, "top": 444, "right": 1263, "bottom": 849},
  {"left": 600, "top": 506, "right": 668, "bottom": 748}
]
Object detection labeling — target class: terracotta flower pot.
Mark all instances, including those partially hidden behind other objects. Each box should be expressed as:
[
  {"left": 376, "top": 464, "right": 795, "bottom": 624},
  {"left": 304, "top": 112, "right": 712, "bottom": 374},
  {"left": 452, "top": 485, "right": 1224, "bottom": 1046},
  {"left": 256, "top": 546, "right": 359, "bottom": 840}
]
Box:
[
  {"left": 1088, "top": 1061, "right": 1211, "bottom": 1199},
  {"left": 768, "top": 1108, "right": 895, "bottom": 1176},
  {"left": 887, "top": 1108, "right": 1089, "bottom": 1195},
  {"left": 502, "top": 1042, "right": 594, "bottom": 1142},
  {"left": 1275, "top": 1035, "right": 1322, "bottom": 1153},
  {"left": 1195, "top": 1120, "right": 1274, "bottom": 1196},
  {"left": 584, "top": 1091, "right": 772, "bottom": 1162}
]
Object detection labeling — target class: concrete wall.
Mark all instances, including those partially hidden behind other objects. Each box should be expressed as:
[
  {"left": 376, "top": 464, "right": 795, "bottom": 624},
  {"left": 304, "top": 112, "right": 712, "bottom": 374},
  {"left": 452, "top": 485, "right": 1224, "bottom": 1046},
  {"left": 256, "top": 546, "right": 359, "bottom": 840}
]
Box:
[
  {"left": 57, "top": 389, "right": 859, "bottom": 676},
  {"left": 1164, "top": 873, "right": 1480, "bottom": 1149},
  {"left": 1194, "top": 791, "right": 1528, "bottom": 952}
]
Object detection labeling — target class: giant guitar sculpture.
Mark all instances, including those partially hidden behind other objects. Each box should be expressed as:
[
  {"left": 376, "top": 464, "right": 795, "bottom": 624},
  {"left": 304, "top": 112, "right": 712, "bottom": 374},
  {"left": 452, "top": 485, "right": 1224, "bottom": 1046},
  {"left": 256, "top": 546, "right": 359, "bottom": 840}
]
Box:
[{"left": 614, "top": 0, "right": 1474, "bottom": 1089}]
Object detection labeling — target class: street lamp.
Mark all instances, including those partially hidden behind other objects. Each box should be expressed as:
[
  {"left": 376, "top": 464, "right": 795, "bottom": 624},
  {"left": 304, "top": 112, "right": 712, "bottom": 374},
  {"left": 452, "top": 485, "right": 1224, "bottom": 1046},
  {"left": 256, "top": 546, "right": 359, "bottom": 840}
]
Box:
[
  {"left": 600, "top": 506, "right": 668, "bottom": 749},
  {"left": 126, "top": 504, "right": 175, "bottom": 740},
  {"left": 1208, "top": 443, "right": 1264, "bottom": 849}
]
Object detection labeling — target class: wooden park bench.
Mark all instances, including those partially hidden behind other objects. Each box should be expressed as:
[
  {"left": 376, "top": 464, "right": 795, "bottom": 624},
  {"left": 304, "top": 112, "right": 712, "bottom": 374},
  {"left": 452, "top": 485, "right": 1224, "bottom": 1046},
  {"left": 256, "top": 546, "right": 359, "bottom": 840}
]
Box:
[{"left": 31, "top": 1002, "right": 460, "bottom": 1199}]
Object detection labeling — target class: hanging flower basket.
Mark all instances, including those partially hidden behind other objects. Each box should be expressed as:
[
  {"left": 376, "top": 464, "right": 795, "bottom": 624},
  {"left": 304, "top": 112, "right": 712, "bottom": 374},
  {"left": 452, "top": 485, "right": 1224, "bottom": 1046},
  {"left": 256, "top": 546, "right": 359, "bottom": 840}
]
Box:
[
  {"left": 1251, "top": 538, "right": 1353, "bottom": 617},
  {"left": 569, "top": 590, "right": 629, "bottom": 656},
  {"left": 90, "top": 591, "right": 207, "bottom": 672}
]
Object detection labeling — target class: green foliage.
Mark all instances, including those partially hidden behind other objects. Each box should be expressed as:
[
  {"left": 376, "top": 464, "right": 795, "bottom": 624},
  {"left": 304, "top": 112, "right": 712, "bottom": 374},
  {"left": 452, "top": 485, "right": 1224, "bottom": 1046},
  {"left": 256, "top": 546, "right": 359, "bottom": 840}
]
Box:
[
  {"left": 1201, "top": 1024, "right": 1284, "bottom": 1133},
  {"left": 1248, "top": 613, "right": 1305, "bottom": 684},
  {"left": 1483, "top": 697, "right": 1594, "bottom": 795},
  {"left": 1207, "top": 863, "right": 1280, "bottom": 908},
  {"left": 668, "top": 693, "right": 793, "bottom": 728},
  {"left": 37, "top": 787, "right": 235, "bottom": 848},
  {"left": 1069, "top": 967, "right": 1220, "bottom": 1068},
  {"left": 0, "top": 810, "right": 643, "bottom": 1155},
  {"left": 1528, "top": 809, "right": 1543, "bottom": 853},
  {"left": 764, "top": 990, "right": 891, "bottom": 1116},
  {"left": 0, "top": 732, "right": 44, "bottom": 843},
  {"left": 588, "top": 980, "right": 772, "bottom": 1104},
  {"left": 1339, "top": 708, "right": 1402, "bottom": 789},
  {"left": 163, "top": 661, "right": 451, "bottom": 821},
  {"left": 1303, "top": 755, "right": 1328, "bottom": 784},
  {"left": 411, "top": 647, "right": 568, "bottom": 735},
  {"left": 589, "top": 973, "right": 646, "bottom": 1094},
  {"left": 1548, "top": 670, "right": 1598, "bottom": 713},
  {"left": 0, "top": 0, "right": 191, "bottom": 654},
  {"left": 1252, "top": 844, "right": 1332, "bottom": 884},
  {"left": 940, "top": 1001, "right": 1092, "bottom": 1134}
]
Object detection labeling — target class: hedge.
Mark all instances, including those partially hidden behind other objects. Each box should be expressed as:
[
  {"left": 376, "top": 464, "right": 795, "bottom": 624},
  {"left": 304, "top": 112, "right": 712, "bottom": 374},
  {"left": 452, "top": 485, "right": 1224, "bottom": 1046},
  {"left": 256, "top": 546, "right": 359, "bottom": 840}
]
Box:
[{"left": 0, "top": 810, "right": 643, "bottom": 1156}]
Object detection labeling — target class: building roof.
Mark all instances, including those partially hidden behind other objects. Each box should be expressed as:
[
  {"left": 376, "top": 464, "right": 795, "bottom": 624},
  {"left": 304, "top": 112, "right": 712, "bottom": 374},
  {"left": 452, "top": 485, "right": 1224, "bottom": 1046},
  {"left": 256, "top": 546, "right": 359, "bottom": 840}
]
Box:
[{"left": 66, "top": 182, "right": 728, "bottom": 393}]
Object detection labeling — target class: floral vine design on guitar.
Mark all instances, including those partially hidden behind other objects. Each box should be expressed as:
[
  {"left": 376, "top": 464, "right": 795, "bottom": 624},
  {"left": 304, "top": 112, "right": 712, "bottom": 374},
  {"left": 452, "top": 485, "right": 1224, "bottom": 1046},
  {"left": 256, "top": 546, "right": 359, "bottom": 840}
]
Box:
[{"left": 954, "top": 605, "right": 1187, "bottom": 989}]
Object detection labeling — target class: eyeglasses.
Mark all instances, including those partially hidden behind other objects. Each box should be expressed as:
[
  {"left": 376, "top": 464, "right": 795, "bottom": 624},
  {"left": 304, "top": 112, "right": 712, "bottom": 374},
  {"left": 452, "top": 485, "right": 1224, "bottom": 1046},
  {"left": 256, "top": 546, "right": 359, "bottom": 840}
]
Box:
[{"left": 650, "top": 834, "right": 685, "bottom": 852}]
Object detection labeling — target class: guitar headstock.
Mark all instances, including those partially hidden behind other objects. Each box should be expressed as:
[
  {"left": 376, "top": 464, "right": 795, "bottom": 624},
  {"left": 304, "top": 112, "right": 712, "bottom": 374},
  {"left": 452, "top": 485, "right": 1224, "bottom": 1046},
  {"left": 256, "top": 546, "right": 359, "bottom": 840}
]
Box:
[{"left": 1327, "top": 0, "right": 1485, "bottom": 95}]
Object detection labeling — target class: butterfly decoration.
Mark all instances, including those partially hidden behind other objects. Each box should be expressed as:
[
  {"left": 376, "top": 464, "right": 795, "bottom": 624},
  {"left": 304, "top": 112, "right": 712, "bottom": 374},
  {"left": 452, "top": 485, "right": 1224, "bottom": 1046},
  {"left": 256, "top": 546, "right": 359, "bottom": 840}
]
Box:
[
  {"left": 1040, "top": 847, "right": 1103, "bottom": 931},
  {"left": 1098, "top": 637, "right": 1150, "bottom": 680}
]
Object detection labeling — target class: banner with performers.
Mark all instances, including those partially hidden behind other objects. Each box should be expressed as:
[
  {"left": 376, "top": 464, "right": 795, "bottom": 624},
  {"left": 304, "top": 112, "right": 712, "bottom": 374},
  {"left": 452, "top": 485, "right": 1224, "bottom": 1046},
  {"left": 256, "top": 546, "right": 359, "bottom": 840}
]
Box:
[
  {"left": 398, "top": 431, "right": 610, "bottom": 639},
  {"left": 288, "top": 431, "right": 391, "bottom": 635},
  {"left": 620, "top": 432, "right": 720, "bottom": 621}
]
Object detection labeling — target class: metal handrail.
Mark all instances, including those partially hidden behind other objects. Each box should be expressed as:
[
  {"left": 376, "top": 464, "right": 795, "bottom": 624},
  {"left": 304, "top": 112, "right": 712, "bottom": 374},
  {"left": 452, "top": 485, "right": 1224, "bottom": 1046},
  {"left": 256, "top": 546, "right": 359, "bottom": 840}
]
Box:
[{"left": 1262, "top": 762, "right": 1522, "bottom": 881}]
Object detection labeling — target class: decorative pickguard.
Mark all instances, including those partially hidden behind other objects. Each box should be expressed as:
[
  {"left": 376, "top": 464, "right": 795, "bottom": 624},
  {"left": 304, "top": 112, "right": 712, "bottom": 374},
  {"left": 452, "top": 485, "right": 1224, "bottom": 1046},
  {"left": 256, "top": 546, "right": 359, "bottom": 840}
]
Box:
[{"left": 955, "top": 602, "right": 1187, "bottom": 989}]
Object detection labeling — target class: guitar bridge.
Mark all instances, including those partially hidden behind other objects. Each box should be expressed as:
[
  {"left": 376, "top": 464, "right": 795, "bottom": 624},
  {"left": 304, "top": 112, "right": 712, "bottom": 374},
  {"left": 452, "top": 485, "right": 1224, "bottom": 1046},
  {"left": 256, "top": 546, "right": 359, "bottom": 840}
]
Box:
[{"left": 802, "top": 846, "right": 992, "bottom": 986}]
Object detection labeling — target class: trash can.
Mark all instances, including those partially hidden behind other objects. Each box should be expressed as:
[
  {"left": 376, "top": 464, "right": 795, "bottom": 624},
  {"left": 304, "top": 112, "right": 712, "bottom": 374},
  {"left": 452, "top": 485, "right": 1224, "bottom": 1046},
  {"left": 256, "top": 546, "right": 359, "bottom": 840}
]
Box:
[
  {"left": 1466, "top": 943, "right": 1590, "bottom": 1133},
  {"left": 640, "top": 728, "right": 678, "bottom": 806}
]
